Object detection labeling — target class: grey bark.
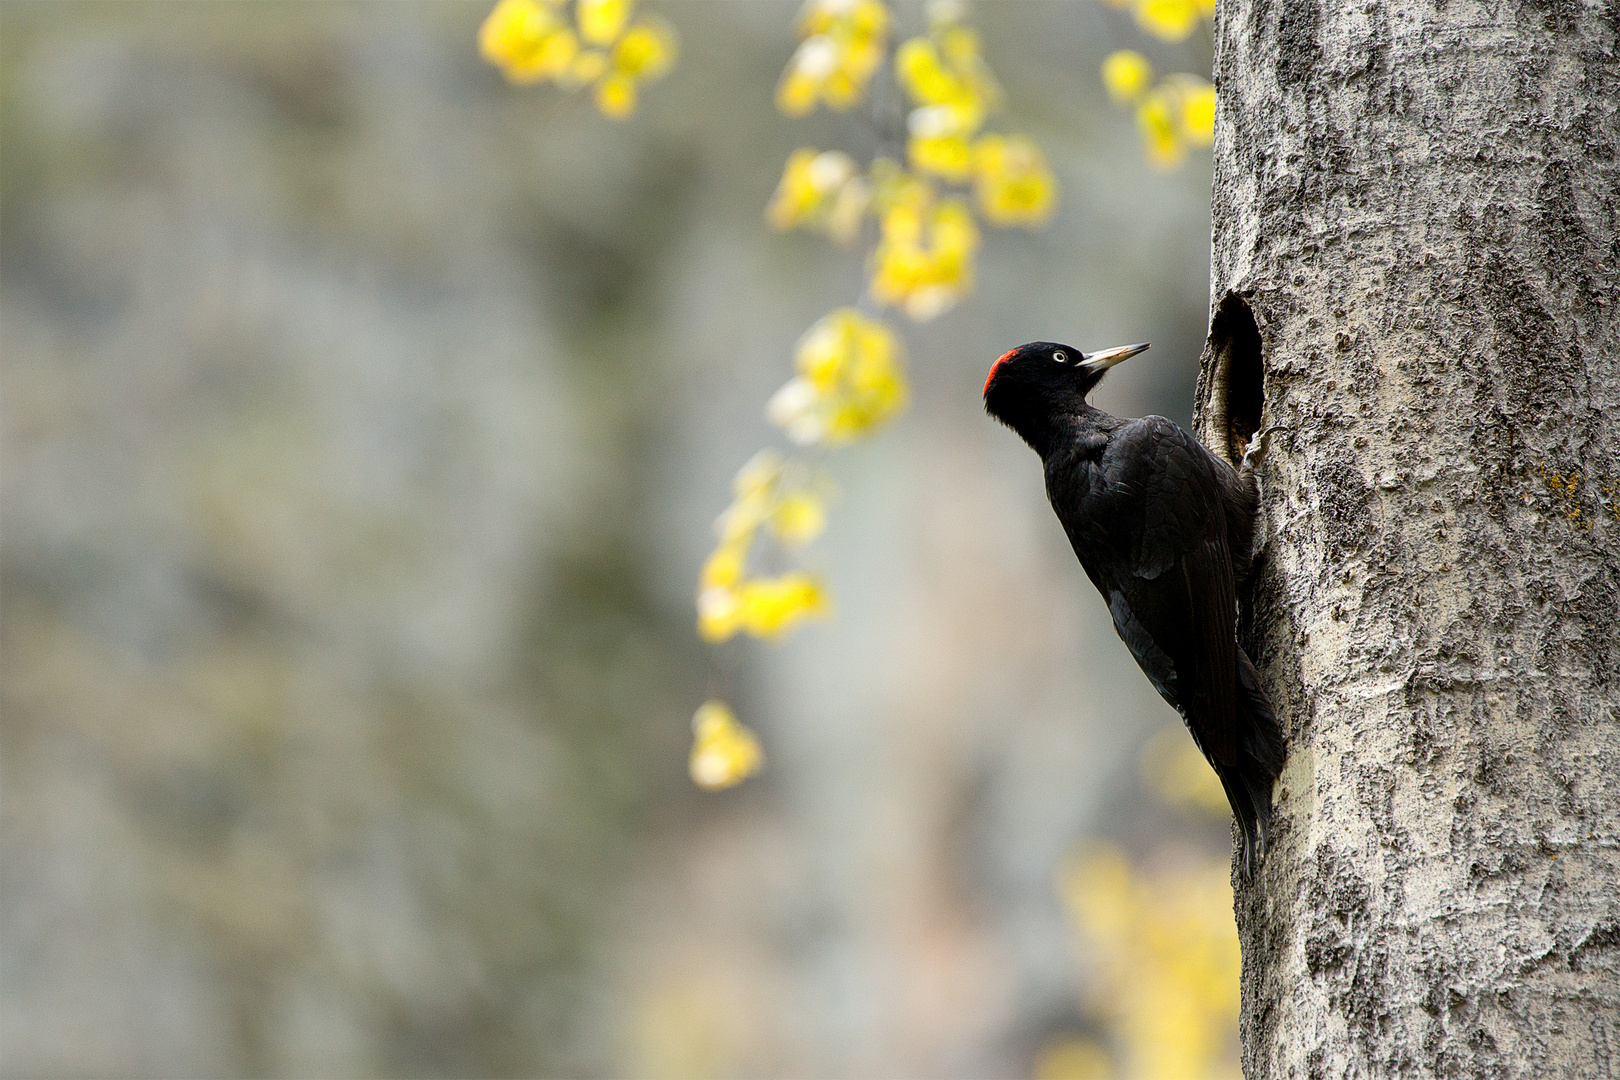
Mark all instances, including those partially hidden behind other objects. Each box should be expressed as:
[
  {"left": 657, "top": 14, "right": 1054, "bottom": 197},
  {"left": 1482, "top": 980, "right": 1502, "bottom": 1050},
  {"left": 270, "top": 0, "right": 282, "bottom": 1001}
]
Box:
[{"left": 1193, "top": 1, "right": 1620, "bottom": 1076}]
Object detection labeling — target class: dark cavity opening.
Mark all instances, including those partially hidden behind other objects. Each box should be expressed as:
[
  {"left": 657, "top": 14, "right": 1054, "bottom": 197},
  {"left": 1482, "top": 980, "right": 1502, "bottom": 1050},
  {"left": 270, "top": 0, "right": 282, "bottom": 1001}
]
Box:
[{"left": 1208, "top": 293, "right": 1264, "bottom": 466}]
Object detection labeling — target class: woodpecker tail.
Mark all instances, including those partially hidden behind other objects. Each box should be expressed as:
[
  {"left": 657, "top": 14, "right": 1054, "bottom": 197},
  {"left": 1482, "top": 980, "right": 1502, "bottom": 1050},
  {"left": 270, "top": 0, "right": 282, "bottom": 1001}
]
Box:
[{"left": 1213, "top": 646, "right": 1286, "bottom": 881}]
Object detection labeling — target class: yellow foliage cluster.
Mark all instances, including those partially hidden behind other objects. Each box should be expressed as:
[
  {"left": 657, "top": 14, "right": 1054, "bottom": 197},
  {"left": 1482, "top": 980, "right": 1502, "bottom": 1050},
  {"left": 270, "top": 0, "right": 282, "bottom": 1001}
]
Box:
[
  {"left": 777, "top": 0, "right": 892, "bottom": 115},
  {"left": 973, "top": 133, "right": 1059, "bottom": 226},
  {"left": 868, "top": 168, "right": 981, "bottom": 322},
  {"left": 479, "top": 0, "right": 676, "bottom": 118},
  {"left": 767, "top": 309, "right": 909, "bottom": 447},
  {"left": 1096, "top": 0, "right": 1217, "bottom": 169},
  {"left": 894, "top": 15, "right": 999, "bottom": 180},
  {"left": 768, "top": 2, "right": 1056, "bottom": 323},
  {"left": 1055, "top": 846, "right": 1242, "bottom": 1079},
  {"left": 894, "top": 11, "right": 1057, "bottom": 228},
  {"left": 698, "top": 451, "right": 834, "bottom": 645},
  {"left": 1102, "top": 49, "right": 1216, "bottom": 169},
  {"left": 767, "top": 149, "right": 873, "bottom": 244},
  {"left": 1039, "top": 730, "right": 1241, "bottom": 1078},
  {"left": 697, "top": 0, "right": 1057, "bottom": 788}
]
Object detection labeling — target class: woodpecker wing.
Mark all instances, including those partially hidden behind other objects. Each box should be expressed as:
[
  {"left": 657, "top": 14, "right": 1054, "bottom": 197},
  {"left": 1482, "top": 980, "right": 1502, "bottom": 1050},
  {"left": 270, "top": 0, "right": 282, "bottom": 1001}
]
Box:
[{"left": 1088, "top": 417, "right": 1240, "bottom": 767}]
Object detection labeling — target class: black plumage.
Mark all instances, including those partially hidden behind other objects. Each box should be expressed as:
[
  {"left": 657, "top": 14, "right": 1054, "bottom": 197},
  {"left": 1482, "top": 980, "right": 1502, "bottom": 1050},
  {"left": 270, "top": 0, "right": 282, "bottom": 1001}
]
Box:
[{"left": 983, "top": 340, "right": 1285, "bottom": 878}]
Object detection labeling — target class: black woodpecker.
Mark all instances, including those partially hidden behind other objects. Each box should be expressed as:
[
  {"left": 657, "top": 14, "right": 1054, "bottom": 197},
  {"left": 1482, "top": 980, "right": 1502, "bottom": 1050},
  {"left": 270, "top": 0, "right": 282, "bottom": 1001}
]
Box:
[{"left": 983, "top": 340, "right": 1285, "bottom": 879}]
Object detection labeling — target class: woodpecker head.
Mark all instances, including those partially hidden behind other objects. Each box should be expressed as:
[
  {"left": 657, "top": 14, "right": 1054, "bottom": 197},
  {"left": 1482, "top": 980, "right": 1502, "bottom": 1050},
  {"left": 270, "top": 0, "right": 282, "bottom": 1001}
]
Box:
[{"left": 983, "top": 340, "right": 1149, "bottom": 453}]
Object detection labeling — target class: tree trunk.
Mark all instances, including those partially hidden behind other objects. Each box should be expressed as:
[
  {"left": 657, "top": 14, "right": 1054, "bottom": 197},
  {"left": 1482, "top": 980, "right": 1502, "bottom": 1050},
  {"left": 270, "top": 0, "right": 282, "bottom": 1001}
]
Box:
[{"left": 1193, "top": 1, "right": 1620, "bottom": 1076}]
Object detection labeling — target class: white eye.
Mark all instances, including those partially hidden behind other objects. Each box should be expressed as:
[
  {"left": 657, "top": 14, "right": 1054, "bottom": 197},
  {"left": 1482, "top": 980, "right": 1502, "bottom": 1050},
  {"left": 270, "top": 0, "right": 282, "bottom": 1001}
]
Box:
[{"left": 1052, "top": 350, "right": 1068, "bottom": 363}]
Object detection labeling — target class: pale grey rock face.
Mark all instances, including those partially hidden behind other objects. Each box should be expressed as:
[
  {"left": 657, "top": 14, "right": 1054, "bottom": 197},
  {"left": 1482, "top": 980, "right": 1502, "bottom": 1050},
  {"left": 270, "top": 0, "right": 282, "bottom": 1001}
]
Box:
[{"left": 1195, "top": 1, "right": 1620, "bottom": 1076}]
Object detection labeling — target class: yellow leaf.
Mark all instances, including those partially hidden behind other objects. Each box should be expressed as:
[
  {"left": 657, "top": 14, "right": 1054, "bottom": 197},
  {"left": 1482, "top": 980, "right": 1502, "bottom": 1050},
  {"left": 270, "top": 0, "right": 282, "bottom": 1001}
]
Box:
[
  {"left": 689, "top": 701, "right": 763, "bottom": 790},
  {"left": 866, "top": 170, "right": 987, "bottom": 321},
  {"left": 479, "top": 0, "right": 558, "bottom": 70},
  {"left": 480, "top": 0, "right": 584, "bottom": 85},
  {"left": 822, "top": 71, "right": 860, "bottom": 111},
  {"left": 1135, "top": 0, "right": 1201, "bottom": 42},
  {"left": 700, "top": 541, "right": 747, "bottom": 591},
  {"left": 503, "top": 29, "right": 579, "bottom": 85},
  {"left": 713, "top": 452, "right": 778, "bottom": 544},
  {"left": 798, "top": 314, "right": 849, "bottom": 386},
  {"left": 776, "top": 67, "right": 820, "bottom": 116},
  {"left": 851, "top": 0, "right": 890, "bottom": 37},
  {"left": 696, "top": 584, "right": 743, "bottom": 642},
  {"left": 769, "top": 490, "right": 828, "bottom": 548},
  {"left": 930, "top": 197, "right": 979, "bottom": 257},
  {"left": 1136, "top": 89, "right": 1185, "bottom": 168},
  {"left": 613, "top": 19, "right": 677, "bottom": 79},
  {"left": 1101, "top": 49, "right": 1153, "bottom": 104},
  {"left": 766, "top": 148, "right": 824, "bottom": 230},
  {"left": 808, "top": 150, "right": 858, "bottom": 193},
  {"left": 1178, "top": 77, "right": 1217, "bottom": 145},
  {"left": 896, "top": 37, "right": 960, "bottom": 105},
  {"left": 594, "top": 72, "right": 637, "bottom": 117},
  {"left": 576, "top": 0, "right": 631, "bottom": 47},
  {"left": 738, "top": 572, "right": 830, "bottom": 638},
  {"left": 908, "top": 128, "right": 976, "bottom": 183},
  {"left": 974, "top": 134, "right": 1058, "bottom": 227}
]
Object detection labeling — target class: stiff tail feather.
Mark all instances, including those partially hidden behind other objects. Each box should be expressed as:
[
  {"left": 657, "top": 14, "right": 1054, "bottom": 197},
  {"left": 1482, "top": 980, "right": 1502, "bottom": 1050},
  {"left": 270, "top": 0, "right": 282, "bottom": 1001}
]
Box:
[{"left": 1216, "top": 647, "right": 1286, "bottom": 881}]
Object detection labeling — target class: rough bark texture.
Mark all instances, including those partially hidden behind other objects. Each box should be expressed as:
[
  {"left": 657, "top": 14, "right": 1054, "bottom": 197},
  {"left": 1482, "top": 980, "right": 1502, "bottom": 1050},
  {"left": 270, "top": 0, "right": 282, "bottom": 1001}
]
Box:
[{"left": 1193, "top": 1, "right": 1620, "bottom": 1076}]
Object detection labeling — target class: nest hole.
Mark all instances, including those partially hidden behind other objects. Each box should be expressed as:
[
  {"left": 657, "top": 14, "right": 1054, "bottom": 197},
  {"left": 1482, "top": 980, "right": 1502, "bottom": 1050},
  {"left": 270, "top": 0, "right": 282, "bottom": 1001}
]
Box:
[{"left": 1209, "top": 293, "right": 1264, "bottom": 466}]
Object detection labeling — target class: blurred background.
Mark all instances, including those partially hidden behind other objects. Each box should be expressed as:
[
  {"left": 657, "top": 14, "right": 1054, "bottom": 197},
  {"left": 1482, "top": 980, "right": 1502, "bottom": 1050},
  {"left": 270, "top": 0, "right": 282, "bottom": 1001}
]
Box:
[{"left": 0, "top": 2, "right": 1235, "bottom": 1076}]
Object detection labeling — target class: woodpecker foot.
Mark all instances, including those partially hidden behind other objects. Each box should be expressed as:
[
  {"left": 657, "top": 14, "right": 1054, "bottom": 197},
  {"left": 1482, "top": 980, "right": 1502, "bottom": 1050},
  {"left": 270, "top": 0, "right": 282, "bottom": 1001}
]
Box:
[{"left": 1241, "top": 424, "right": 1292, "bottom": 471}]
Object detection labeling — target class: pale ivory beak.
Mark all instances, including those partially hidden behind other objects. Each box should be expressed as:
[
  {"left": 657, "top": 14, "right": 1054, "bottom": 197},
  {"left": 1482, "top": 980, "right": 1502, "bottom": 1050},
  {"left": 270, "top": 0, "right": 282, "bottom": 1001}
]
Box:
[{"left": 1079, "top": 342, "right": 1150, "bottom": 371}]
